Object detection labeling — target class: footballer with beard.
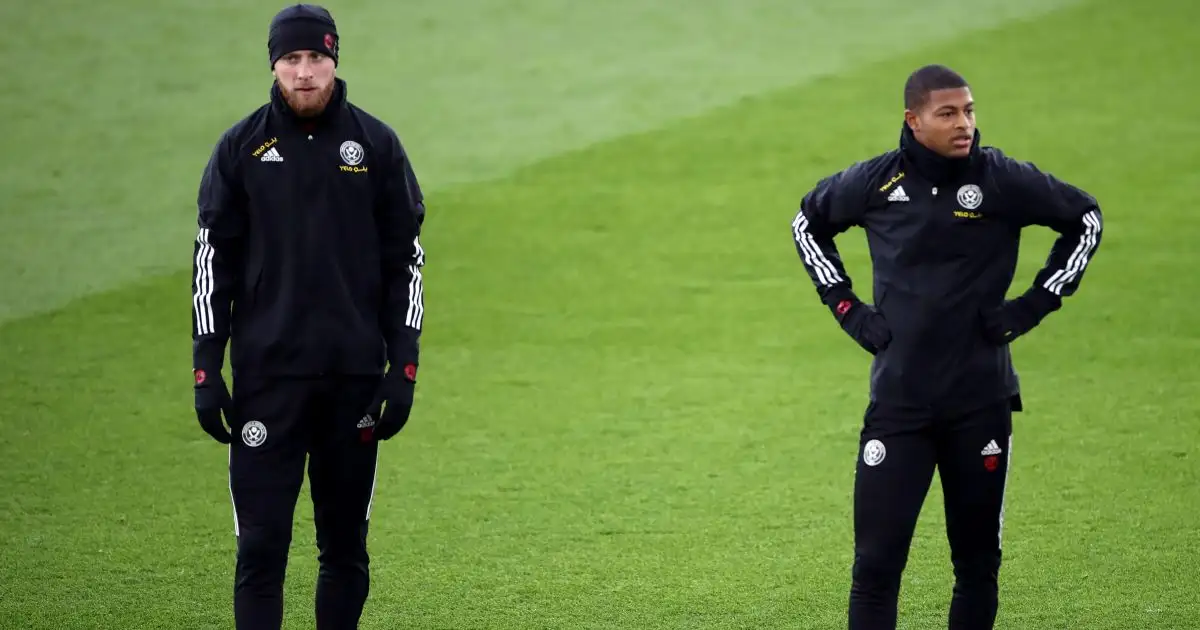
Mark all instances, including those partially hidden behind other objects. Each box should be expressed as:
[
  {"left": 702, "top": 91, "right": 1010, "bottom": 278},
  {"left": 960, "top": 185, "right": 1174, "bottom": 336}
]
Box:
[{"left": 189, "top": 5, "right": 427, "bottom": 628}]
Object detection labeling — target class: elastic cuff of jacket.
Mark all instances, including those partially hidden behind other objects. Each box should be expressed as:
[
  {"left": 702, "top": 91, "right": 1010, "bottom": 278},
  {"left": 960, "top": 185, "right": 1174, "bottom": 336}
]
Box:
[
  {"left": 388, "top": 361, "right": 418, "bottom": 383},
  {"left": 386, "top": 340, "right": 418, "bottom": 370},
  {"left": 821, "top": 284, "right": 857, "bottom": 303},
  {"left": 821, "top": 286, "right": 860, "bottom": 319},
  {"left": 1022, "top": 285, "right": 1063, "bottom": 318},
  {"left": 193, "top": 339, "right": 227, "bottom": 373},
  {"left": 388, "top": 350, "right": 418, "bottom": 368}
]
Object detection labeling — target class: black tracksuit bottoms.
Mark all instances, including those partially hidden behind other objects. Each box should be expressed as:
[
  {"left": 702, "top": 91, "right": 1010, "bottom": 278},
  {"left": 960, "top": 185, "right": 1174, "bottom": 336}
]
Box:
[
  {"left": 227, "top": 375, "right": 381, "bottom": 630},
  {"left": 849, "top": 398, "right": 1013, "bottom": 630}
]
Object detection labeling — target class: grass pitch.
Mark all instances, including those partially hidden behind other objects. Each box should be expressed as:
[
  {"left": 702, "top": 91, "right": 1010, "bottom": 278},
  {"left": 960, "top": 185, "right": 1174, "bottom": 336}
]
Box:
[{"left": 1, "top": 0, "right": 1198, "bottom": 628}]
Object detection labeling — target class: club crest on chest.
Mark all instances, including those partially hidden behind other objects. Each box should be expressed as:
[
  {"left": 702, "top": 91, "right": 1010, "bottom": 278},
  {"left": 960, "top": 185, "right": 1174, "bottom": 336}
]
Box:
[
  {"left": 957, "top": 184, "right": 983, "bottom": 210},
  {"left": 339, "top": 140, "right": 364, "bottom": 166}
]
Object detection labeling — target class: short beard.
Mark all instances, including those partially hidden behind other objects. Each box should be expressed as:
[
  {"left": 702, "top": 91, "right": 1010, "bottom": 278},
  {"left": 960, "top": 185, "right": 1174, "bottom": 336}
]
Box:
[{"left": 281, "top": 81, "right": 334, "bottom": 118}]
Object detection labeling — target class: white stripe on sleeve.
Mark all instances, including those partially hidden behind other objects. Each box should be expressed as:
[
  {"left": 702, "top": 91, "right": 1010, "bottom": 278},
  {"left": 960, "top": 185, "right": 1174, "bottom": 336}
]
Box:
[
  {"left": 405, "top": 265, "right": 424, "bottom": 329},
  {"left": 405, "top": 236, "right": 425, "bottom": 330},
  {"left": 193, "top": 228, "right": 215, "bottom": 335},
  {"left": 791, "top": 209, "right": 843, "bottom": 286},
  {"left": 1043, "top": 209, "right": 1102, "bottom": 295}
]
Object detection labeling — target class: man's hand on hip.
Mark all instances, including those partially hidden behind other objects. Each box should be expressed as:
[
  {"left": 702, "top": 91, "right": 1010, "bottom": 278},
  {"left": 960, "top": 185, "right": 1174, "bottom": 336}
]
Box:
[
  {"left": 981, "top": 286, "right": 1062, "bottom": 345},
  {"left": 194, "top": 368, "right": 234, "bottom": 444},
  {"left": 829, "top": 292, "right": 892, "bottom": 355}
]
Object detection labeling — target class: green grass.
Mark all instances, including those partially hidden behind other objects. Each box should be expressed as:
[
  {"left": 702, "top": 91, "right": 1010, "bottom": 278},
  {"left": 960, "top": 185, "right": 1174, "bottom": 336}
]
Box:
[
  {"left": 0, "top": 0, "right": 1076, "bottom": 322},
  {"left": 2, "top": 0, "right": 1199, "bottom": 628}
]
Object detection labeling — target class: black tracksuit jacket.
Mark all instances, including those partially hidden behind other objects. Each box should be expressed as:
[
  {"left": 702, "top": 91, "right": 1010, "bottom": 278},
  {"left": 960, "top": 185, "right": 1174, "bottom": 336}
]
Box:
[
  {"left": 791, "top": 124, "right": 1103, "bottom": 414},
  {"left": 191, "top": 78, "right": 425, "bottom": 378}
]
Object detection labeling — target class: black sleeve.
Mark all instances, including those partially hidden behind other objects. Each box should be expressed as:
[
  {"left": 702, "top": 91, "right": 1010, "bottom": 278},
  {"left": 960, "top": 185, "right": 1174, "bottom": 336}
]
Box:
[
  {"left": 1006, "top": 158, "right": 1104, "bottom": 299},
  {"left": 377, "top": 132, "right": 425, "bottom": 369},
  {"left": 790, "top": 166, "right": 867, "bottom": 305},
  {"left": 192, "top": 131, "right": 246, "bottom": 373},
  {"left": 404, "top": 157, "right": 426, "bottom": 227}
]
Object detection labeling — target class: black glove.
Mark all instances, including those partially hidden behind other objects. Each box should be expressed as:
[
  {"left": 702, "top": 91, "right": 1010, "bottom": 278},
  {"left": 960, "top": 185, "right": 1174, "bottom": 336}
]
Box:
[
  {"left": 366, "top": 363, "right": 417, "bottom": 442},
  {"left": 826, "top": 289, "right": 891, "bottom": 355},
  {"left": 194, "top": 368, "right": 234, "bottom": 443},
  {"left": 981, "top": 286, "right": 1062, "bottom": 345}
]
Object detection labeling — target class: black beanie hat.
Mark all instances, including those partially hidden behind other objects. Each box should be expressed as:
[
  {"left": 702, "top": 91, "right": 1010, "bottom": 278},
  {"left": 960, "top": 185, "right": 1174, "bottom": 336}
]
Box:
[{"left": 268, "top": 4, "right": 339, "bottom": 68}]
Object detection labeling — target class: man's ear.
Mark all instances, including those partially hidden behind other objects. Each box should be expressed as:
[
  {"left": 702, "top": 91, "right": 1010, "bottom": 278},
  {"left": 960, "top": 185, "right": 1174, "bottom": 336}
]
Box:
[{"left": 904, "top": 108, "right": 920, "bottom": 132}]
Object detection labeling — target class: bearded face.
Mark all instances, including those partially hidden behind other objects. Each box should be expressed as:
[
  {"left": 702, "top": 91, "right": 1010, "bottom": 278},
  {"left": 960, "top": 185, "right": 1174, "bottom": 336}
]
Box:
[{"left": 272, "top": 50, "right": 336, "bottom": 117}]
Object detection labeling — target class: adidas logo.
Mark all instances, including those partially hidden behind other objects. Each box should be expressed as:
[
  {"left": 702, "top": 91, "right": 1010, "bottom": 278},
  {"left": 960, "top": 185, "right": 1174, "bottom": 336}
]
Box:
[
  {"left": 981, "top": 439, "right": 1002, "bottom": 456},
  {"left": 887, "top": 185, "right": 909, "bottom": 202},
  {"left": 260, "top": 147, "right": 283, "bottom": 162}
]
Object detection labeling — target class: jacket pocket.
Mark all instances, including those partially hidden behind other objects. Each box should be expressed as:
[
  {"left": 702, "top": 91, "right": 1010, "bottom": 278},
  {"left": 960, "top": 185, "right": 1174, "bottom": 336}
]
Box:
[{"left": 241, "top": 258, "right": 265, "bottom": 315}]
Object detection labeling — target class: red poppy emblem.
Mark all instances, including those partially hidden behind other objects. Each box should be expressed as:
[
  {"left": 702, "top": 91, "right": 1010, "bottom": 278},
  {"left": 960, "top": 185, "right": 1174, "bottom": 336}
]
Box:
[{"left": 324, "top": 33, "right": 335, "bottom": 53}]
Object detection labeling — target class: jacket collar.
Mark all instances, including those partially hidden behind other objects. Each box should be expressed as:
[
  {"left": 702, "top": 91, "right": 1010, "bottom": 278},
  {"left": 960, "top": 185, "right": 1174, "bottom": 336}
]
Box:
[
  {"left": 899, "top": 122, "right": 981, "bottom": 185},
  {"left": 270, "top": 77, "right": 347, "bottom": 129}
]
